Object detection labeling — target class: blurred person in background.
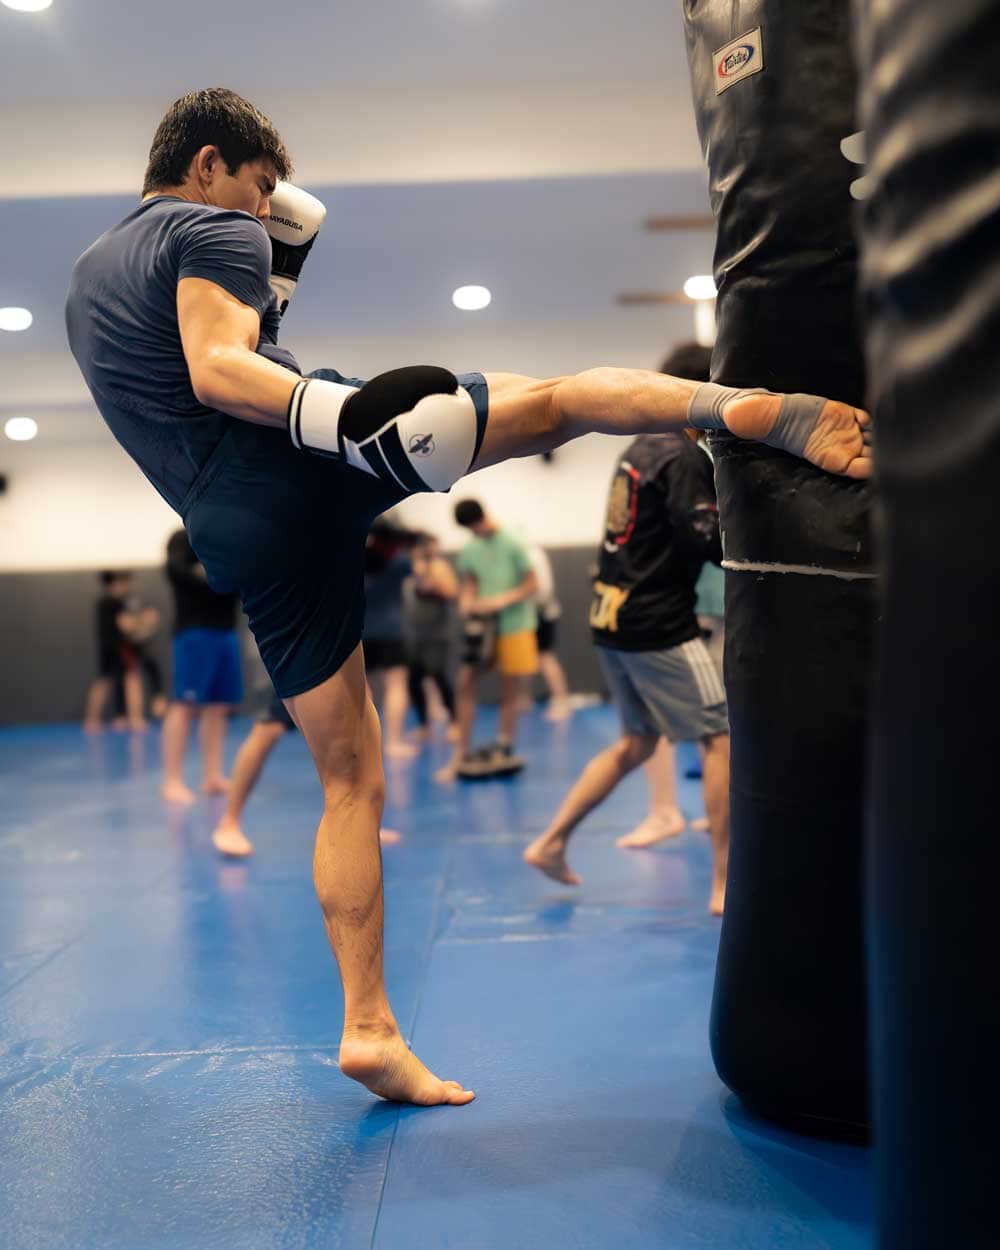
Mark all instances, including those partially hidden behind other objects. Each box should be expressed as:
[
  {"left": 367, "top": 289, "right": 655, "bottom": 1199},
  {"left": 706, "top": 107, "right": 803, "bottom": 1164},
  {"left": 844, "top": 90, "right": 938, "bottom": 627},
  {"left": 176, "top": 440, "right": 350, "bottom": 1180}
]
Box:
[
  {"left": 363, "top": 520, "right": 417, "bottom": 760},
  {"left": 161, "top": 529, "right": 242, "bottom": 803},
  {"left": 621, "top": 343, "right": 718, "bottom": 834},
  {"left": 525, "top": 541, "right": 571, "bottom": 722},
  {"left": 436, "top": 499, "right": 538, "bottom": 782},
  {"left": 83, "top": 571, "right": 147, "bottom": 732},
  {"left": 404, "top": 532, "right": 459, "bottom": 744},
  {"left": 111, "top": 588, "right": 167, "bottom": 723},
  {"left": 525, "top": 342, "right": 730, "bottom": 914}
]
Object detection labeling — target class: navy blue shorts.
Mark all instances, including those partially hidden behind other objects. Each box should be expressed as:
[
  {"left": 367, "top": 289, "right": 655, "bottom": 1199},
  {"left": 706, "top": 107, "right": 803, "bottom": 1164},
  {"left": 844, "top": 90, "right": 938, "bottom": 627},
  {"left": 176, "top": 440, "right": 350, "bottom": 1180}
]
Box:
[
  {"left": 182, "top": 368, "right": 488, "bottom": 701},
  {"left": 259, "top": 691, "right": 296, "bottom": 731},
  {"left": 172, "top": 628, "right": 243, "bottom": 705}
]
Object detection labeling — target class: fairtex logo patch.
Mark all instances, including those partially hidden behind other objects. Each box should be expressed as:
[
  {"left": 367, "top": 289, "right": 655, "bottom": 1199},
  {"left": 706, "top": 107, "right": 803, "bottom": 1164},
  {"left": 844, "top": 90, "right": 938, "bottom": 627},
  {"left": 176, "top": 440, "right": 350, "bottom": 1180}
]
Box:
[
  {"left": 409, "top": 433, "right": 435, "bottom": 456},
  {"left": 714, "top": 27, "right": 764, "bottom": 95},
  {"left": 718, "top": 45, "right": 754, "bottom": 77}
]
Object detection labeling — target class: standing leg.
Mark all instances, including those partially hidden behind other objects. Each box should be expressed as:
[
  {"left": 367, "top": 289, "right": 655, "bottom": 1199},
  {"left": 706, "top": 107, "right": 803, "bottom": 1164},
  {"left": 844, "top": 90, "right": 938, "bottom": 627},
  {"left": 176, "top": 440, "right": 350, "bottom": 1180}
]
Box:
[
  {"left": 617, "top": 737, "right": 687, "bottom": 848},
  {"left": 161, "top": 702, "right": 198, "bottom": 803},
  {"left": 407, "top": 657, "right": 430, "bottom": 739},
  {"left": 700, "top": 732, "right": 731, "bottom": 917},
  {"left": 524, "top": 733, "right": 659, "bottom": 886},
  {"left": 381, "top": 666, "right": 417, "bottom": 759},
  {"left": 539, "top": 651, "right": 571, "bottom": 721},
  {"left": 497, "top": 673, "right": 526, "bottom": 750},
  {"left": 123, "top": 665, "right": 148, "bottom": 732},
  {"left": 83, "top": 676, "right": 112, "bottom": 732},
  {"left": 211, "top": 720, "right": 287, "bottom": 857},
  {"left": 287, "top": 644, "right": 473, "bottom": 1106},
  {"left": 434, "top": 664, "right": 479, "bottom": 782},
  {"left": 199, "top": 704, "right": 231, "bottom": 793}
]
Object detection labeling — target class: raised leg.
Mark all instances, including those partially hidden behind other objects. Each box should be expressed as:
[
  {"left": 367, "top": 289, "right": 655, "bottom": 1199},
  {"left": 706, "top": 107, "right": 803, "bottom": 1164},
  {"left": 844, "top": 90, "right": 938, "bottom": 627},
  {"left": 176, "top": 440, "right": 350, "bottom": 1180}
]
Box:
[
  {"left": 524, "top": 732, "right": 659, "bottom": 886},
  {"left": 286, "top": 643, "right": 473, "bottom": 1106},
  {"left": 381, "top": 666, "right": 416, "bottom": 759},
  {"left": 211, "top": 720, "right": 287, "bottom": 856},
  {"left": 200, "top": 704, "right": 231, "bottom": 793}
]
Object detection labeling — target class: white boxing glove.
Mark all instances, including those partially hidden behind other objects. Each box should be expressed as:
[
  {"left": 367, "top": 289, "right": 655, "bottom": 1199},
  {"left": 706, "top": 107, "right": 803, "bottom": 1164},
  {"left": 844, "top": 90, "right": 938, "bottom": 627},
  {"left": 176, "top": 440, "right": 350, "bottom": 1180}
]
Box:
[
  {"left": 265, "top": 182, "right": 327, "bottom": 315},
  {"left": 287, "top": 366, "right": 480, "bottom": 494}
]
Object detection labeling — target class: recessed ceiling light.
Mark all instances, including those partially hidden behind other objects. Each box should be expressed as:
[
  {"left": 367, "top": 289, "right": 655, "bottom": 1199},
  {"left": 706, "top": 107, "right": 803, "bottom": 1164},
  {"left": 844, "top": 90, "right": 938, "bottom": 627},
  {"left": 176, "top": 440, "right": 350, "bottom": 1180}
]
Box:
[
  {"left": 683, "top": 275, "right": 717, "bottom": 301},
  {"left": 5, "top": 417, "right": 38, "bottom": 442},
  {"left": 2, "top": 0, "right": 53, "bottom": 11},
  {"left": 0, "top": 307, "right": 33, "bottom": 332},
  {"left": 452, "top": 285, "right": 492, "bottom": 312}
]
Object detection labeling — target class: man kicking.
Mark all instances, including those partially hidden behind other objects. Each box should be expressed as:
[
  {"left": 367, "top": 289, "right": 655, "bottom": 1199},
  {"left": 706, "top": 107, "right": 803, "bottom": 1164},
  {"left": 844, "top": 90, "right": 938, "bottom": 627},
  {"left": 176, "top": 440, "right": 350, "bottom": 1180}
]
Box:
[{"left": 65, "top": 88, "right": 871, "bottom": 1108}]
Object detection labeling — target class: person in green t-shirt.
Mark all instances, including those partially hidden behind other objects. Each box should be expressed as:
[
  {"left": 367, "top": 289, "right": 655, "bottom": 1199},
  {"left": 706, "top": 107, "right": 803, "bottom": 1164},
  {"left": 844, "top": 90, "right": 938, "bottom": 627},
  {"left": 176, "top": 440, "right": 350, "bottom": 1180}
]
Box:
[{"left": 434, "top": 499, "right": 539, "bottom": 781}]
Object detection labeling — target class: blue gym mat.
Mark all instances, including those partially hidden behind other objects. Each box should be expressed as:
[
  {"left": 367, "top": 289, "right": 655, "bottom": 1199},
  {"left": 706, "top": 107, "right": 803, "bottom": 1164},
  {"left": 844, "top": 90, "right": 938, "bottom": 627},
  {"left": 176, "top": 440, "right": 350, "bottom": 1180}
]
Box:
[{"left": 0, "top": 709, "right": 871, "bottom": 1249}]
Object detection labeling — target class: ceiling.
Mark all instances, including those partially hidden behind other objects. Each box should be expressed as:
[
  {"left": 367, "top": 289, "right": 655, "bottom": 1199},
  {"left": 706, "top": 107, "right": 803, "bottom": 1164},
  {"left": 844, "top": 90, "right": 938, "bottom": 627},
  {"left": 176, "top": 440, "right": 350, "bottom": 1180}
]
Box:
[{"left": 0, "top": 0, "right": 715, "bottom": 444}]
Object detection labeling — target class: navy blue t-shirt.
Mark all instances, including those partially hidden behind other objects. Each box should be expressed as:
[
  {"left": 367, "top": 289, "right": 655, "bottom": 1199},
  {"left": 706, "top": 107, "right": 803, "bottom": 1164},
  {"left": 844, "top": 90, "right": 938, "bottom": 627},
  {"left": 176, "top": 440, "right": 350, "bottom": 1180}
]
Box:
[{"left": 65, "top": 196, "right": 298, "bottom": 513}]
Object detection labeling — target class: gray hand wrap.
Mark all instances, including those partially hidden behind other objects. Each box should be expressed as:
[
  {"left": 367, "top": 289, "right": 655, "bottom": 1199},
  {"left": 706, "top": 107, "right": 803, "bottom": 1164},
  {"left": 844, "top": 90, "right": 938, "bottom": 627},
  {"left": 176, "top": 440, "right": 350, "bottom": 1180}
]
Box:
[{"left": 688, "top": 382, "right": 827, "bottom": 459}]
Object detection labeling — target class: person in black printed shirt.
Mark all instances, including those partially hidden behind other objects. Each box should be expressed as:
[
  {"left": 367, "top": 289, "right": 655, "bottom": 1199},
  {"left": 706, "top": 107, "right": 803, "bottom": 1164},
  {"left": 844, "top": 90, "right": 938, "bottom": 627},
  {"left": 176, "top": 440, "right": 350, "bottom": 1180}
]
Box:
[{"left": 525, "top": 388, "right": 730, "bottom": 915}]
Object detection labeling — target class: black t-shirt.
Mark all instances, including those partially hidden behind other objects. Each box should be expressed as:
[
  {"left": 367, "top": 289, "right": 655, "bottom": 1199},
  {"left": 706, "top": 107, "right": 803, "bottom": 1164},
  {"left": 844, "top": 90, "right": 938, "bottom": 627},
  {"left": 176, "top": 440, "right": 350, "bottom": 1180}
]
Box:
[
  {"left": 590, "top": 434, "right": 721, "bottom": 652},
  {"left": 166, "top": 531, "right": 239, "bottom": 634},
  {"left": 96, "top": 593, "right": 127, "bottom": 655}
]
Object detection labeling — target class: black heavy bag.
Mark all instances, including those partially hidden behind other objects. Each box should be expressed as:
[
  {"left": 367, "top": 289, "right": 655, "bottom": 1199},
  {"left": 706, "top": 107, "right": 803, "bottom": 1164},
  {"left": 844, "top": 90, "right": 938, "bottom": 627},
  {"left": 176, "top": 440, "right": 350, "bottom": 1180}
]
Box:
[
  {"left": 857, "top": 0, "right": 1000, "bottom": 1243},
  {"left": 683, "top": 0, "right": 874, "bottom": 1137}
]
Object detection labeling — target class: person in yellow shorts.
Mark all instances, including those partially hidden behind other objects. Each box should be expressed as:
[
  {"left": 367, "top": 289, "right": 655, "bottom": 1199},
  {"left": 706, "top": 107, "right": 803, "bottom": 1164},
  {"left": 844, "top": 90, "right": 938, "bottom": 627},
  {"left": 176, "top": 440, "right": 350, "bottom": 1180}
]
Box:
[{"left": 434, "top": 499, "right": 539, "bottom": 781}]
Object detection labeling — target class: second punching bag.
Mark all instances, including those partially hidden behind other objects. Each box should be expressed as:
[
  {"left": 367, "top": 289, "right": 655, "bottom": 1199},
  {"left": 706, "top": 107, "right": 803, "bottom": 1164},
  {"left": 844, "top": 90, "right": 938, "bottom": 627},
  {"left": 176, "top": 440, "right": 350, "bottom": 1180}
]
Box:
[{"left": 683, "top": 0, "right": 874, "bottom": 1137}]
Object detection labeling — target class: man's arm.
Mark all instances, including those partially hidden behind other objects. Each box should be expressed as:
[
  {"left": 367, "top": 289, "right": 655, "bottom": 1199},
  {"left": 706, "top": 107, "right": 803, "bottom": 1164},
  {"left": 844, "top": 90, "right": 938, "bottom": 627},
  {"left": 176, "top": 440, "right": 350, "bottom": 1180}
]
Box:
[
  {"left": 458, "top": 574, "right": 480, "bottom": 617},
  {"left": 422, "top": 556, "right": 459, "bottom": 600},
  {"left": 474, "top": 571, "right": 538, "bottom": 616},
  {"left": 177, "top": 277, "right": 300, "bottom": 427}
]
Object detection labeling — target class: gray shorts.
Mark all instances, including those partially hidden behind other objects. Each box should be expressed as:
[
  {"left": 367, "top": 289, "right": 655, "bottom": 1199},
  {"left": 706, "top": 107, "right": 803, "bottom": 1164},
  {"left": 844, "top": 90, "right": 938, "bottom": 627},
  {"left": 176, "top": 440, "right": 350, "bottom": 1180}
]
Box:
[{"left": 597, "top": 638, "right": 729, "bottom": 743}]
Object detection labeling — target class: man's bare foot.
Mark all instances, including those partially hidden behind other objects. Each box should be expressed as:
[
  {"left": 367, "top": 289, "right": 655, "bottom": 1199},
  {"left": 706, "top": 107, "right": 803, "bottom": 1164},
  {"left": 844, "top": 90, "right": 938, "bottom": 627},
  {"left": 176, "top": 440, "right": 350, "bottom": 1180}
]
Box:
[
  {"left": 523, "top": 834, "right": 582, "bottom": 886},
  {"left": 544, "top": 698, "right": 572, "bottom": 723},
  {"left": 83, "top": 720, "right": 104, "bottom": 734},
  {"left": 724, "top": 393, "right": 873, "bottom": 480},
  {"left": 202, "top": 777, "right": 231, "bottom": 795},
  {"left": 339, "top": 1026, "right": 474, "bottom": 1105},
  {"left": 128, "top": 718, "right": 149, "bottom": 733},
  {"left": 616, "top": 810, "right": 686, "bottom": 848},
  {"left": 161, "top": 780, "right": 196, "bottom": 804},
  {"left": 691, "top": 816, "right": 710, "bottom": 833},
  {"left": 379, "top": 828, "right": 402, "bottom": 845},
  {"left": 710, "top": 877, "right": 726, "bottom": 917},
  {"left": 212, "top": 825, "right": 254, "bottom": 857},
  {"left": 385, "top": 740, "right": 418, "bottom": 760}
]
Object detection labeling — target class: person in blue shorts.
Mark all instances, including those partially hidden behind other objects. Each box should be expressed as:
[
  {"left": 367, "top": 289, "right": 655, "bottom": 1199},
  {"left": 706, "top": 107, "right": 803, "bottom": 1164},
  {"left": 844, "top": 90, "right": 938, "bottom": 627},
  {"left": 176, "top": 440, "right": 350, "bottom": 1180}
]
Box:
[
  {"left": 161, "top": 528, "right": 242, "bottom": 803},
  {"left": 65, "top": 87, "right": 870, "bottom": 1108}
]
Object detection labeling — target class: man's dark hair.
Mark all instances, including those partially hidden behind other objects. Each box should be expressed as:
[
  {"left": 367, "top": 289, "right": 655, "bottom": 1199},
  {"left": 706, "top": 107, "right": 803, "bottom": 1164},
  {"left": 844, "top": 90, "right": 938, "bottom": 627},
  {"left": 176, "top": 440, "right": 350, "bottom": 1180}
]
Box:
[
  {"left": 142, "top": 88, "right": 292, "bottom": 196},
  {"left": 99, "top": 570, "right": 130, "bottom": 587},
  {"left": 454, "top": 499, "right": 485, "bottom": 528},
  {"left": 659, "top": 341, "right": 713, "bottom": 383}
]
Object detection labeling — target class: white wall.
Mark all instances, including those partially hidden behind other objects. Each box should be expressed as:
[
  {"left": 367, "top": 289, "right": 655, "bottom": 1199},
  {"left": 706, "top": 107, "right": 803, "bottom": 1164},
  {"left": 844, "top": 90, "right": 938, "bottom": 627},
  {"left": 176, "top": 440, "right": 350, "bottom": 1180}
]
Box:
[
  {"left": 393, "top": 432, "right": 626, "bottom": 552},
  {"left": 0, "top": 423, "right": 625, "bottom": 573},
  {"left": 0, "top": 434, "right": 179, "bottom": 573}
]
